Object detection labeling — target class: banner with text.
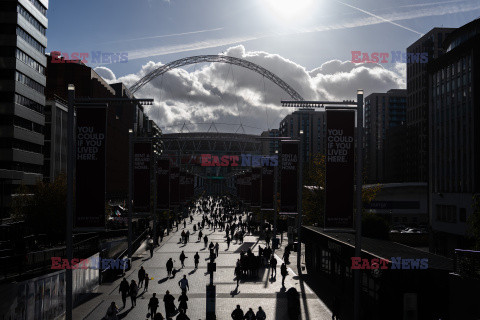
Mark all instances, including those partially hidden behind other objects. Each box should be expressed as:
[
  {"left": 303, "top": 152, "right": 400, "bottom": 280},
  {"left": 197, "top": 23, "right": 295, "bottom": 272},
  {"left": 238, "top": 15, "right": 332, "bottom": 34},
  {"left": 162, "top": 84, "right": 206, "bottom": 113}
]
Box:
[
  {"left": 261, "top": 167, "right": 274, "bottom": 209},
  {"left": 250, "top": 167, "right": 261, "bottom": 207},
  {"left": 325, "top": 110, "right": 355, "bottom": 229},
  {"left": 133, "top": 142, "right": 151, "bottom": 212},
  {"left": 75, "top": 104, "right": 107, "bottom": 229},
  {"left": 280, "top": 141, "right": 298, "bottom": 213},
  {"left": 179, "top": 171, "right": 187, "bottom": 204},
  {"left": 169, "top": 167, "right": 180, "bottom": 206},
  {"left": 157, "top": 159, "right": 170, "bottom": 209}
]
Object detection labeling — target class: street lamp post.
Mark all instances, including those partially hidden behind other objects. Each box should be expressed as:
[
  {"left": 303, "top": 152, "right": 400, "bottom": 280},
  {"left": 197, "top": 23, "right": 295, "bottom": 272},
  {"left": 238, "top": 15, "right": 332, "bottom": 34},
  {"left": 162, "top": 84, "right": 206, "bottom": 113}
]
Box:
[
  {"left": 273, "top": 149, "right": 278, "bottom": 251},
  {"left": 297, "top": 130, "right": 304, "bottom": 268},
  {"left": 128, "top": 129, "right": 133, "bottom": 259},
  {"left": 354, "top": 89, "right": 364, "bottom": 320},
  {"left": 66, "top": 84, "right": 75, "bottom": 320}
]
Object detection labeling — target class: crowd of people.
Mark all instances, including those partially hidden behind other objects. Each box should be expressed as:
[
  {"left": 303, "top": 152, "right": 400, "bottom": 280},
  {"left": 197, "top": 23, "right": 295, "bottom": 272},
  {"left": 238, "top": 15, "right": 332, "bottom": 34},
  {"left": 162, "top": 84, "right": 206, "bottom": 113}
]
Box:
[{"left": 104, "top": 195, "right": 292, "bottom": 320}]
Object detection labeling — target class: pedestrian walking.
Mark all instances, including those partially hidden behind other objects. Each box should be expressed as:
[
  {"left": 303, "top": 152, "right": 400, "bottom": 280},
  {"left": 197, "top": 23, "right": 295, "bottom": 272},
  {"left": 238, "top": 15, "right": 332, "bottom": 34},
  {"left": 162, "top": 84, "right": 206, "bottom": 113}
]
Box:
[
  {"left": 129, "top": 279, "right": 138, "bottom": 307},
  {"left": 332, "top": 295, "right": 340, "bottom": 320},
  {"left": 234, "top": 262, "right": 241, "bottom": 287},
  {"left": 281, "top": 263, "right": 288, "bottom": 288},
  {"left": 256, "top": 307, "right": 266, "bottom": 320},
  {"left": 144, "top": 273, "right": 150, "bottom": 291},
  {"left": 198, "top": 230, "right": 203, "bottom": 242},
  {"left": 203, "top": 235, "right": 208, "bottom": 248},
  {"left": 138, "top": 266, "right": 146, "bottom": 288},
  {"left": 148, "top": 293, "right": 159, "bottom": 319},
  {"left": 231, "top": 305, "right": 244, "bottom": 320},
  {"left": 179, "top": 251, "right": 187, "bottom": 268},
  {"left": 105, "top": 302, "right": 119, "bottom": 320},
  {"left": 159, "top": 229, "right": 164, "bottom": 242},
  {"left": 183, "top": 219, "right": 186, "bottom": 229},
  {"left": 149, "top": 238, "right": 155, "bottom": 258},
  {"left": 270, "top": 256, "right": 277, "bottom": 278},
  {"left": 164, "top": 290, "right": 176, "bottom": 318},
  {"left": 176, "top": 309, "right": 190, "bottom": 320},
  {"left": 226, "top": 236, "right": 231, "bottom": 250},
  {"left": 194, "top": 252, "right": 200, "bottom": 269},
  {"left": 119, "top": 277, "right": 129, "bottom": 308},
  {"left": 178, "top": 275, "right": 189, "bottom": 293},
  {"left": 153, "top": 312, "right": 164, "bottom": 320},
  {"left": 166, "top": 258, "right": 174, "bottom": 277},
  {"left": 244, "top": 308, "right": 256, "bottom": 320},
  {"left": 282, "top": 249, "right": 290, "bottom": 264},
  {"left": 214, "top": 242, "right": 219, "bottom": 257},
  {"left": 177, "top": 291, "right": 189, "bottom": 314}
]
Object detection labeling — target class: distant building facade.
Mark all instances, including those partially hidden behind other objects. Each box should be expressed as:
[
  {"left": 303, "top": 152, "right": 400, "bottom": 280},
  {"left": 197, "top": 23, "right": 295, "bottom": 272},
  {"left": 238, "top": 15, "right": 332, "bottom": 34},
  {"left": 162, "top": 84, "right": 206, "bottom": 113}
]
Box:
[
  {"left": 0, "top": 0, "right": 49, "bottom": 217},
  {"left": 364, "top": 89, "right": 407, "bottom": 183},
  {"left": 406, "top": 27, "right": 454, "bottom": 182},
  {"left": 428, "top": 19, "right": 480, "bottom": 256},
  {"left": 260, "top": 129, "right": 279, "bottom": 155},
  {"left": 43, "top": 95, "right": 68, "bottom": 181},
  {"left": 279, "top": 109, "right": 325, "bottom": 162},
  {"left": 45, "top": 54, "right": 154, "bottom": 200}
]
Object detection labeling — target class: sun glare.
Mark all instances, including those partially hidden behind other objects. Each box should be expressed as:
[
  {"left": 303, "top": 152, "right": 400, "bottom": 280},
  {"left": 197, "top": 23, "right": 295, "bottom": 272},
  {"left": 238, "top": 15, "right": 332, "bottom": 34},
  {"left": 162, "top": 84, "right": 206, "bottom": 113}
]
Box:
[{"left": 264, "top": 0, "right": 314, "bottom": 20}]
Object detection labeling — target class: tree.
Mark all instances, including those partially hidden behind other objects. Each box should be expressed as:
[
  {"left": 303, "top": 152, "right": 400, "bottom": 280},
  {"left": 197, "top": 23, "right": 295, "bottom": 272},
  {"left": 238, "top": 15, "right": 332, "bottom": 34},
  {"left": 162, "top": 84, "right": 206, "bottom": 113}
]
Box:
[
  {"left": 301, "top": 153, "right": 385, "bottom": 238},
  {"left": 11, "top": 175, "right": 67, "bottom": 243},
  {"left": 302, "top": 153, "right": 325, "bottom": 226}
]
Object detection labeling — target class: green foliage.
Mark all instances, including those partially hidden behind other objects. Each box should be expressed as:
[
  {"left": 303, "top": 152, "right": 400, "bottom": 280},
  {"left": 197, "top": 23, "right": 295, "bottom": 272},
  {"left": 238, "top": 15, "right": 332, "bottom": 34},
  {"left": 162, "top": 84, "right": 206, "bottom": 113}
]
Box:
[
  {"left": 11, "top": 175, "right": 67, "bottom": 242},
  {"left": 301, "top": 153, "right": 383, "bottom": 230},
  {"left": 362, "top": 211, "right": 389, "bottom": 239},
  {"left": 302, "top": 153, "right": 325, "bottom": 227}
]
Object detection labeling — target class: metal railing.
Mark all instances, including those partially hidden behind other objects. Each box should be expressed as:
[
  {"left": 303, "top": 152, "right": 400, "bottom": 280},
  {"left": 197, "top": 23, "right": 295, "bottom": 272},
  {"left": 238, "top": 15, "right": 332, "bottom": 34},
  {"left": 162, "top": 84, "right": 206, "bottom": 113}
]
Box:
[{"left": 453, "top": 249, "right": 480, "bottom": 280}]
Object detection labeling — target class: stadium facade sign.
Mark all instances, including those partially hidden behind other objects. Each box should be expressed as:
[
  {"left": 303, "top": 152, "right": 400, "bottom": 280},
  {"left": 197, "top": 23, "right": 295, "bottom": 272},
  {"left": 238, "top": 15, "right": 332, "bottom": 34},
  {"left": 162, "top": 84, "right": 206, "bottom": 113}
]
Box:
[{"left": 200, "top": 154, "right": 278, "bottom": 167}]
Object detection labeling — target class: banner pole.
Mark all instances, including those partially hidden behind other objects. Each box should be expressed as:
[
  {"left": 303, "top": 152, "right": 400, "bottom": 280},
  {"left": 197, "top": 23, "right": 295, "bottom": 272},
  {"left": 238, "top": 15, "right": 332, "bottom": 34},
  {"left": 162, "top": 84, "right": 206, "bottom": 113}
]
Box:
[
  {"left": 128, "top": 131, "right": 133, "bottom": 259},
  {"left": 66, "top": 84, "right": 75, "bottom": 320},
  {"left": 297, "top": 132, "right": 303, "bottom": 267},
  {"left": 354, "top": 89, "right": 364, "bottom": 320}
]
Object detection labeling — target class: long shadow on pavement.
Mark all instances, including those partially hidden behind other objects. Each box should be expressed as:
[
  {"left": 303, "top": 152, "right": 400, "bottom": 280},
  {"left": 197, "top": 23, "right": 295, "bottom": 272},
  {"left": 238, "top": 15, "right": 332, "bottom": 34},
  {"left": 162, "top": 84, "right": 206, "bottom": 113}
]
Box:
[{"left": 158, "top": 277, "right": 169, "bottom": 284}]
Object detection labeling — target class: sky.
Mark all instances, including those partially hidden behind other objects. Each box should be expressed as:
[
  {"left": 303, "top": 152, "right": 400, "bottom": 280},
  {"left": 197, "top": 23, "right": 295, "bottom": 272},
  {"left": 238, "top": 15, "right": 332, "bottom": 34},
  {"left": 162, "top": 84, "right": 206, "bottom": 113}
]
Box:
[{"left": 46, "top": 0, "right": 480, "bottom": 134}]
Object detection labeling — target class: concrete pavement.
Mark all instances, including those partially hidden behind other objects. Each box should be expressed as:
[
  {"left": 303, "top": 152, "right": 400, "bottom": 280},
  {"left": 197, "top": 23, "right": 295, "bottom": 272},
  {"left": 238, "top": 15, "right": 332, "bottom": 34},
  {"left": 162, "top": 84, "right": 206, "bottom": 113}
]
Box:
[{"left": 73, "top": 214, "right": 332, "bottom": 320}]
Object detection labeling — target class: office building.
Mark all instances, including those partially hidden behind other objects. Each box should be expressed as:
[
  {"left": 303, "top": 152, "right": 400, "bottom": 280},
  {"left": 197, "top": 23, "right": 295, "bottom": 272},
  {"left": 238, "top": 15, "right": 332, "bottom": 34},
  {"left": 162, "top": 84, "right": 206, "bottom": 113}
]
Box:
[
  {"left": 428, "top": 18, "right": 480, "bottom": 256},
  {"left": 45, "top": 54, "right": 149, "bottom": 201},
  {"left": 364, "top": 89, "right": 407, "bottom": 183},
  {"left": 0, "top": 0, "right": 49, "bottom": 217},
  {"left": 279, "top": 109, "right": 325, "bottom": 162},
  {"left": 43, "top": 95, "right": 68, "bottom": 181},
  {"left": 260, "top": 129, "right": 279, "bottom": 155},
  {"left": 406, "top": 27, "right": 455, "bottom": 182}
]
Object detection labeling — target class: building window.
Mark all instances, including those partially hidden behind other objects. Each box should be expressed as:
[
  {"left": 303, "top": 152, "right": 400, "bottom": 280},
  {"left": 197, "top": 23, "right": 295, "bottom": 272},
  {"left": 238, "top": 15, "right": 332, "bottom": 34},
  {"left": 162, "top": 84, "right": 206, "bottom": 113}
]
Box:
[
  {"left": 15, "top": 71, "right": 45, "bottom": 94},
  {"left": 459, "top": 208, "right": 466, "bottom": 222},
  {"left": 27, "top": 0, "right": 47, "bottom": 16},
  {"left": 16, "top": 49, "right": 45, "bottom": 75},
  {"left": 321, "top": 250, "right": 331, "bottom": 275},
  {"left": 16, "top": 26, "right": 45, "bottom": 54},
  {"left": 17, "top": 4, "right": 46, "bottom": 35}
]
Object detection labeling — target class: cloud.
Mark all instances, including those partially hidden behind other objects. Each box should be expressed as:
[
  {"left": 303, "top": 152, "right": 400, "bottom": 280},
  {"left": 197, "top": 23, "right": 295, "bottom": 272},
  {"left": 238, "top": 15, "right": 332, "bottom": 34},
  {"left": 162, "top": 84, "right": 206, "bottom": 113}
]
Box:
[
  {"left": 94, "top": 67, "right": 117, "bottom": 82},
  {"left": 102, "top": 45, "right": 404, "bottom": 134}
]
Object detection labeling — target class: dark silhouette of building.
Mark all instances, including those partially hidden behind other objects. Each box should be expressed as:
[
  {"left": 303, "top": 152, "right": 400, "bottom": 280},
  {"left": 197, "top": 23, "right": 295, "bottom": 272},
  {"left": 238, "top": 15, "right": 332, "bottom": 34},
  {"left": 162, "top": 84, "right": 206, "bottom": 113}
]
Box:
[
  {"left": 428, "top": 18, "right": 480, "bottom": 256},
  {"left": 0, "top": 0, "right": 49, "bottom": 218},
  {"left": 279, "top": 109, "right": 325, "bottom": 162},
  {"left": 406, "top": 27, "right": 454, "bottom": 182},
  {"left": 364, "top": 89, "right": 406, "bottom": 183},
  {"left": 45, "top": 54, "right": 155, "bottom": 201}
]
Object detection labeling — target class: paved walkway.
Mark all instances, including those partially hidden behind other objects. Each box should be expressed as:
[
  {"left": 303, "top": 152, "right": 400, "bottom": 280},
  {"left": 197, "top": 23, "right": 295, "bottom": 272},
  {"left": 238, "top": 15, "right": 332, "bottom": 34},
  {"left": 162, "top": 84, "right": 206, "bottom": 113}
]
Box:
[{"left": 73, "top": 214, "right": 332, "bottom": 320}]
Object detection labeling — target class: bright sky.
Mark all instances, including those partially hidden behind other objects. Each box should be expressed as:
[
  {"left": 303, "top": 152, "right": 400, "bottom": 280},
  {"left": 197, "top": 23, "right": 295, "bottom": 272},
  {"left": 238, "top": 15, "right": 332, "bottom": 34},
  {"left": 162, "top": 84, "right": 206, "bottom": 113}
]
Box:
[{"left": 46, "top": 0, "right": 480, "bottom": 133}]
